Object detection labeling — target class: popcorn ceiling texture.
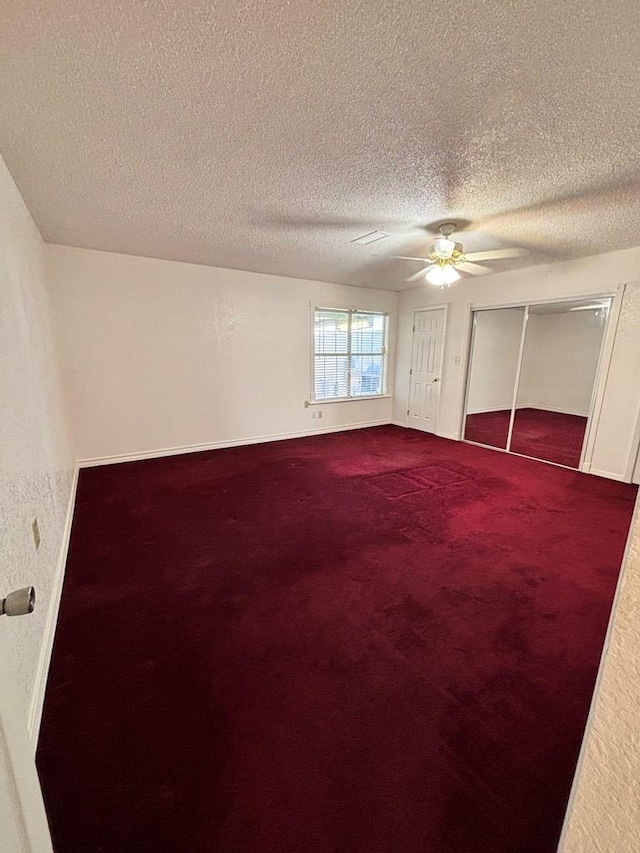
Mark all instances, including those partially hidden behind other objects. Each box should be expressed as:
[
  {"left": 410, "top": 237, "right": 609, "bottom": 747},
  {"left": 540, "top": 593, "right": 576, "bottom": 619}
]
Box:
[
  {"left": 0, "top": 155, "right": 75, "bottom": 724},
  {"left": 2, "top": 1, "right": 640, "bottom": 290},
  {"left": 561, "top": 499, "right": 640, "bottom": 852}
]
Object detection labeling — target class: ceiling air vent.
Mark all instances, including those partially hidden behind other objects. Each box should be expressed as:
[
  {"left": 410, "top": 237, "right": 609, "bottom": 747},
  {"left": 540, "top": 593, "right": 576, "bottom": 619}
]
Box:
[{"left": 350, "top": 230, "right": 389, "bottom": 245}]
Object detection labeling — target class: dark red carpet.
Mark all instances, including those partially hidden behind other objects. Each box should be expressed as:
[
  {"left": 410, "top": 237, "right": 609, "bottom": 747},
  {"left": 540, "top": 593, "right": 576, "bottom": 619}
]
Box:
[
  {"left": 464, "top": 409, "right": 513, "bottom": 449},
  {"left": 465, "top": 408, "right": 588, "bottom": 468},
  {"left": 37, "top": 426, "right": 636, "bottom": 853}
]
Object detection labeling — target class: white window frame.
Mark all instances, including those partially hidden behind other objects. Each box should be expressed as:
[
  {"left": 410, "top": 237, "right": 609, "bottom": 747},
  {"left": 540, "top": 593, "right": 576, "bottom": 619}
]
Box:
[{"left": 311, "top": 306, "right": 389, "bottom": 403}]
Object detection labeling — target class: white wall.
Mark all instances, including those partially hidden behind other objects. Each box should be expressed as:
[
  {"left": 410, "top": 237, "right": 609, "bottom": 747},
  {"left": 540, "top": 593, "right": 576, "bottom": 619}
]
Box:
[
  {"left": 517, "top": 311, "right": 606, "bottom": 416},
  {"left": 394, "top": 250, "right": 640, "bottom": 480},
  {"left": 466, "top": 308, "right": 524, "bottom": 414},
  {"left": 0, "top": 156, "right": 76, "bottom": 732},
  {"left": 48, "top": 245, "right": 398, "bottom": 462}
]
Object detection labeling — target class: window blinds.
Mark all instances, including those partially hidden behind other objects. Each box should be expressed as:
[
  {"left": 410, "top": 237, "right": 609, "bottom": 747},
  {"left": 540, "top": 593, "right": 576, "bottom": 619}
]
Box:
[{"left": 314, "top": 308, "right": 387, "bottom": 400}]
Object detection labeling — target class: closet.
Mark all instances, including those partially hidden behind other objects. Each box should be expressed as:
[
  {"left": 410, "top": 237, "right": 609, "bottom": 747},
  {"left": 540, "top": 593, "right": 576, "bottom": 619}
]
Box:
[{"left": 463, "top": 298, "right": 612, "bottom": 469}]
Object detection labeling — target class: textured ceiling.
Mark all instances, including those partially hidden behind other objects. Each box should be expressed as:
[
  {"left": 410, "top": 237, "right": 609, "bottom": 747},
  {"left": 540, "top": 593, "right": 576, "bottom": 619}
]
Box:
[{"left": 2, "top": 1, "right": 640, "bottom": 291}]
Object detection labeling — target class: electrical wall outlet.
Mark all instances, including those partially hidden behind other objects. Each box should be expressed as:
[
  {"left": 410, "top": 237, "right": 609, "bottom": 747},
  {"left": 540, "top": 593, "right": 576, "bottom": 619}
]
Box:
[
  {"left": 318, "top": 410, "right": 323, "bottom": 418},
  {"left": 31, "top": 517, "right": 41, "bottom": 551}
]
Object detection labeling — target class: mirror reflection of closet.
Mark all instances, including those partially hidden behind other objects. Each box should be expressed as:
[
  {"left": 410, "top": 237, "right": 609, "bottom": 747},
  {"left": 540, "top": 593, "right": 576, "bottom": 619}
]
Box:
[
  {"left": 511, "top": 300, "right": 610, "bottom": 467},
  {"left": 463, "top": 298, "right": 612, "bottom": 470},
  {"left": 464, "top": 308, "right": 525, "bottom": 449}
]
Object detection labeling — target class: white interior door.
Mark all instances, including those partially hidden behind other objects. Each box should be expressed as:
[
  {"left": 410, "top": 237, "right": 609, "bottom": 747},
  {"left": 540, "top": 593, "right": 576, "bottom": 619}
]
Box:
[
  {"left": 408, "top": 308, "right": 447, "bottom": 433},
  {"left": 0, "top": 618, "right": 53, "bottom": 852}
]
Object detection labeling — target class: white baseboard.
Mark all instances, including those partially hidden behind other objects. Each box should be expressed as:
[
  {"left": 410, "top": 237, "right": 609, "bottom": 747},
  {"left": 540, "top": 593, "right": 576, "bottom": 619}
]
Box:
[
  {"left": 389, "top": 423, "right": 459, "bottom": 442},
  {"left": 28, "top": 463, "right": 80, "bottom": 750},
  {"left": 79, "top": 420, "right": 392, "bottom": 468},
  {"left": 589, "top": 468, "right": 627, "bottom": 482}
]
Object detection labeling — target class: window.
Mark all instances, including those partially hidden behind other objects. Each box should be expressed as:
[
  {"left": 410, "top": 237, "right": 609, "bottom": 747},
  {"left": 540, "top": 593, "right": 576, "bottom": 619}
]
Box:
[{"left": 313, "top": 308, "right": 388, "bottom": 400}]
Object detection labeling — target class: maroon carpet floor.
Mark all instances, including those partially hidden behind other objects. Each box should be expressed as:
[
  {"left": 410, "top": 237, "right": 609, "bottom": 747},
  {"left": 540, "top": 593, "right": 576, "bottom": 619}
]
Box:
[
  {"left": 37, "top": 426, "right": 636, "bottom": 853},
  {"left": 464, "top": 408, "right": 588, "bottom": 468}
]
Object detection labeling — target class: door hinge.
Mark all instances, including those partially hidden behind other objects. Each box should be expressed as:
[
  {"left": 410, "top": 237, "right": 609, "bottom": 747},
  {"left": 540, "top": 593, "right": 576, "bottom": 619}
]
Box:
[
  {"left": 409, "top": 368, "right": 413, "bottom": 375},
  {"left": 412, "top": 325, "right": 415, "bottom": 332},
  {"left": 406, "top": 409, "right": 410, "bottom": 415}
]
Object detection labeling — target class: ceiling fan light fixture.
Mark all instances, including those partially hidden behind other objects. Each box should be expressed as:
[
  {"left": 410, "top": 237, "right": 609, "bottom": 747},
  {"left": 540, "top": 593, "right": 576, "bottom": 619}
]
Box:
[
  {"left": 432, "top": 237, "right": 456, "bottom": 259},
  {"left": 425, "top": 265, "right": 460, "bottom": 287}
]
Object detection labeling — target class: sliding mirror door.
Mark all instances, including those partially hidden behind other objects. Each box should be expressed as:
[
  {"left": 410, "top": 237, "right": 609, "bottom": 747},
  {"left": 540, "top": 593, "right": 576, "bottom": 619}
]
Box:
[
  {"left": 511, "top": 299, "right": 611, "bottom": 468},
  {"left": 464, "top": 308, "right": 525, "bottom": 449}
]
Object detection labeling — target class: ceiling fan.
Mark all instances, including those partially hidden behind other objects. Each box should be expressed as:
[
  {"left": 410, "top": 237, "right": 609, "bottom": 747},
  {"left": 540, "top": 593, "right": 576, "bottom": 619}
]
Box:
[{"left": 395, "top": 223, "right": 528, "bottom": 286}]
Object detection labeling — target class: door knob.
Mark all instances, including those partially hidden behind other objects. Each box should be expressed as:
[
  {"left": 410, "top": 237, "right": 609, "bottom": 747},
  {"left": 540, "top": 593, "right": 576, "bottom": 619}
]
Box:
[
  {"left": 433, "top": 377, "right": 440, "bottom": 382},
  {"left": 1, "top": 587, "right": 36, "bottom": 617}
]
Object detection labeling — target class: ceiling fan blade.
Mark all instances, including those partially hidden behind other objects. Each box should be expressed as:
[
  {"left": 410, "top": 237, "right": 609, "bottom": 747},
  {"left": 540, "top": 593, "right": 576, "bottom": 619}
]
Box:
[
  {"left": 405, "top": 266, "right": 433, "bottom": 282},
  {"left": 393, "top": 255, "right": 431, "bottom": 262},
  {"left": 463, "top": 247, "right": 530, "bottom": 262},
  {"left": 457, "top": 262, "right": 494, "bottom": 276}
]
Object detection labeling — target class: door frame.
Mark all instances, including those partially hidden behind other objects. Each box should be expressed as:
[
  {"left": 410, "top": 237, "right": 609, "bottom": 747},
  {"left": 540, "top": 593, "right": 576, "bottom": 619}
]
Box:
[
  {"left": 405, "top": 304, "right": 448, "bottom": 433},
  {"left": 0, "top": 621, "right": 54, "bottom": 852},
  {"left": 459, "top": 288, "right": 622, "bottom": 473},
  {"left": 580, "top": 285, "right": 625, "bottom": 473}
]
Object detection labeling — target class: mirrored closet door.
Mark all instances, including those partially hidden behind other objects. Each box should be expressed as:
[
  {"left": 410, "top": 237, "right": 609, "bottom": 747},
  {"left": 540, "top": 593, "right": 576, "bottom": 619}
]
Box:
[
  {"left": 463, "top": 298, "right": 612, "bottom": 469},
  {"left": 463, "top": 308, "right": 525, "bottom": 450}
]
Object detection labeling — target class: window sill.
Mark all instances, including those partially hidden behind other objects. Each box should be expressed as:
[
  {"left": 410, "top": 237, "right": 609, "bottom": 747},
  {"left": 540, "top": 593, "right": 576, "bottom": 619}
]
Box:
[{"left": 306, "top": 395, "right": 392, "bottom": 406}]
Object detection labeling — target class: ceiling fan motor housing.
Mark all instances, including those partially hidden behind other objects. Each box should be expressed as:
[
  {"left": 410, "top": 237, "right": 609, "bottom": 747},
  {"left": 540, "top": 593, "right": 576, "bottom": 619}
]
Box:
[
  {"left": 438, "top": 223, "right": 457, "bottom": 238},
  {"left": 433, "top": 237, "right": 456, "bottom": 258},
  {"left": 432, "top": 223, "right": 458, "bottom": 259}
]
